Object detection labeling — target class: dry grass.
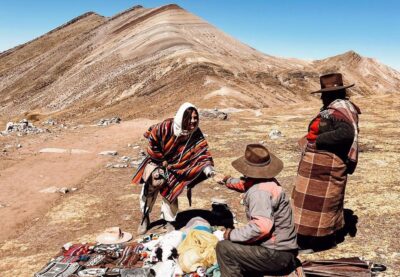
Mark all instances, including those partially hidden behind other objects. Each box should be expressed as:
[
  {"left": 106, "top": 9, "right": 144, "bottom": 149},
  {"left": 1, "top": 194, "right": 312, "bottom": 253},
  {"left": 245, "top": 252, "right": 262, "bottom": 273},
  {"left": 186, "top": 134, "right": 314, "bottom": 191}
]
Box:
[{"left": 0, "top": 94, "right": 399, "bottom": 276}]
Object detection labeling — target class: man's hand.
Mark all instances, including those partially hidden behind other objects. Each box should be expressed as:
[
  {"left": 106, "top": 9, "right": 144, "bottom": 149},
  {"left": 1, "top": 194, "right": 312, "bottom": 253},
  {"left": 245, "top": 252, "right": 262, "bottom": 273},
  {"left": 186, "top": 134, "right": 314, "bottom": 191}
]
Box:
[
  {"left": 223, "top": 228, "right": 232, "bottom": 240},
  {"left": 213, "top": 173, "right": 227, "bottom": 185}
]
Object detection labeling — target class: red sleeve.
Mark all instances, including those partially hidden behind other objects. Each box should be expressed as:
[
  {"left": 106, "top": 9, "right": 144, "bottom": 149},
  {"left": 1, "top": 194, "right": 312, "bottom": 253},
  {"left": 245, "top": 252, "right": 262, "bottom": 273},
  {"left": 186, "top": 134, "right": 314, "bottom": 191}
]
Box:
[{"left": 225, "top": 178, "right": 254, "bottom": 192}]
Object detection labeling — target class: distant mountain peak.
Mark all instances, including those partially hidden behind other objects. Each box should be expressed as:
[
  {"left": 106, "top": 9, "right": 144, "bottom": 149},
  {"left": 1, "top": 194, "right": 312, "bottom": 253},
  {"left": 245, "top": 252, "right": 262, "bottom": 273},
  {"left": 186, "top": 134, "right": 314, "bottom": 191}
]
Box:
[
  {"left": 341, "top": 50, "right": 362, "bottom": 61},
  {"left": 344, "top": 50, "right": 359, "bottom": 56},
  {"left": 1, "top": 4, "right": 399, "bottom": 122},
  {"left": 316, "top": 50, "right": 363, "bottom": 66}
]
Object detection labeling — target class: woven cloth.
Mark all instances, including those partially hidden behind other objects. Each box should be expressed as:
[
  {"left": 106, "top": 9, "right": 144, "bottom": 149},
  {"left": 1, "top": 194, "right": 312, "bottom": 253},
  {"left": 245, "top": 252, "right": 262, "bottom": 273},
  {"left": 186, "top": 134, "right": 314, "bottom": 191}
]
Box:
[
  {"left": 132, "top": 118, "right": 213, "bottom": 203},
  {"left": 116, "top": 244, "right": 141, "bottom": 267},
  {"left": 34, "top": 262, "right": 81, "bottom": 277},
  {"left": 291, "top": 146, "right": 347, "bottom": 236}
]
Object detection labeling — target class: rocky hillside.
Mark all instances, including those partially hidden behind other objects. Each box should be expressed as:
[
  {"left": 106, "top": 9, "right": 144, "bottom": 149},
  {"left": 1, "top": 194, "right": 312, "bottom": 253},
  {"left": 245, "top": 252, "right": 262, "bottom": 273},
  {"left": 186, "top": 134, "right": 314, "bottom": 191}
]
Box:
[{"left": 1, "top": 4, "right": 399, "bottom": 123}]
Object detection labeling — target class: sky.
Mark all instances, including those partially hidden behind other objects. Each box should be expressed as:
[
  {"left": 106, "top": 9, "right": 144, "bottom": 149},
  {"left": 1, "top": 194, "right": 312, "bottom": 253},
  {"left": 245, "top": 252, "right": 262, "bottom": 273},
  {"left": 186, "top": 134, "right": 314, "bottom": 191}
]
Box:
[{"left": 1, "top": 0, "right": 399, "bottom": 70}]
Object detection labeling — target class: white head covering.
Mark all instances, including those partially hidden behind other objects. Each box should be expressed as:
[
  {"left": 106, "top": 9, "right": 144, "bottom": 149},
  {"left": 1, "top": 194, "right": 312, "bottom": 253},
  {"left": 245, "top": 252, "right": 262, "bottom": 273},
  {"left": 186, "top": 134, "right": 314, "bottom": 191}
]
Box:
[{"left": 173, "top": 102, "right": 198, "bottom": 137}]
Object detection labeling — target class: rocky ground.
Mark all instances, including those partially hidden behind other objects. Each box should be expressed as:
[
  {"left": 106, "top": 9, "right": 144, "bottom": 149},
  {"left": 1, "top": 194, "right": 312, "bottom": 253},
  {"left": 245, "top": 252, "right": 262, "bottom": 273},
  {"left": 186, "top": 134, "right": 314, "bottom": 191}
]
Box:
[{"left": 0, "top": 94, "right": 399, "bottom": 276}]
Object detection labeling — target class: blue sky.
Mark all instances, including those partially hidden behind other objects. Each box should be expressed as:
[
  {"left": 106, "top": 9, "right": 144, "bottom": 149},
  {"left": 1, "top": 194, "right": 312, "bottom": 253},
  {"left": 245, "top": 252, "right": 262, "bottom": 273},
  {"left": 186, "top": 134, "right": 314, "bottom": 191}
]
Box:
[{"left": 1, "top": 0, "right": 399, "bottom": 70}]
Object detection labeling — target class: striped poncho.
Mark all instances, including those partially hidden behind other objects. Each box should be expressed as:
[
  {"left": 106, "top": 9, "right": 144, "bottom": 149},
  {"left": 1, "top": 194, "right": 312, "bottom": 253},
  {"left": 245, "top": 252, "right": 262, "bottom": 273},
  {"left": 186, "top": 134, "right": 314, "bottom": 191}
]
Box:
[{"left": 132, "top": 118, "right": 214, "bottom": 203}]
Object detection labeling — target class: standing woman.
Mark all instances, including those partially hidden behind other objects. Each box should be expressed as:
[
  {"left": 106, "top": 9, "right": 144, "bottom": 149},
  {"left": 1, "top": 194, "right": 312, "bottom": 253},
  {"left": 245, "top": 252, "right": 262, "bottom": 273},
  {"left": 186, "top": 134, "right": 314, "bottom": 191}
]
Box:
[
  {"left": 291, "top": 73, "right": 361, "bottom": 252},
  {"left": 132, "top": 102, "right": 215, "bottom": 235}
]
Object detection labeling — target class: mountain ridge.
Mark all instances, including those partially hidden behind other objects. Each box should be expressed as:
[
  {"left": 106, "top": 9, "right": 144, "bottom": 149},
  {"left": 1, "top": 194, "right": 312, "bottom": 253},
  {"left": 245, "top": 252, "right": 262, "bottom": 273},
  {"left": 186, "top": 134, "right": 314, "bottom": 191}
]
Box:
[{"left": 0, "top": 4, "right": 399, "bottom": 123}]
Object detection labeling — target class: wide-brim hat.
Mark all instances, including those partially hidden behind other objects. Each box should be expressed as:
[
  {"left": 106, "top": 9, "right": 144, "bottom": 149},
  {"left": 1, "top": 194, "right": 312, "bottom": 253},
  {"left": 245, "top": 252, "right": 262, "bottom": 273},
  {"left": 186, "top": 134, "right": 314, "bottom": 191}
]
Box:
[
  {"left": 311, "top": 73, "right": 354, "bottom": 94},
  {"left": 96, "top": 227, "right": 132, "bottom": 244},
  {"left": 232, "top": 144, "right": 283, "bottom": 179}
]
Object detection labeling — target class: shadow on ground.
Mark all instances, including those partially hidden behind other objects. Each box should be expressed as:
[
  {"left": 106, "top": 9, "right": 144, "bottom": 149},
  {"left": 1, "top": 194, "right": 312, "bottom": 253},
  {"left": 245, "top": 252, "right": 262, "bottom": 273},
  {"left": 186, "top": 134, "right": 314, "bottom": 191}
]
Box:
[{"left": 148, "top": 206, "right": 235, "bottom": 231}]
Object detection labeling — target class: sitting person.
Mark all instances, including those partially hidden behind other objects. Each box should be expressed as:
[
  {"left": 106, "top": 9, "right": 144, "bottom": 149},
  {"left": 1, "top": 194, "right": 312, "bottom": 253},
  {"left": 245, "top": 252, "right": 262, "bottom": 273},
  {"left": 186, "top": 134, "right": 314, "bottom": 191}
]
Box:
[
  {"left": 132, "top": 102, "right": 215, "bottom": 235},
  {"left": 214, "top": 144, "right": 298, "bottom": 277}
]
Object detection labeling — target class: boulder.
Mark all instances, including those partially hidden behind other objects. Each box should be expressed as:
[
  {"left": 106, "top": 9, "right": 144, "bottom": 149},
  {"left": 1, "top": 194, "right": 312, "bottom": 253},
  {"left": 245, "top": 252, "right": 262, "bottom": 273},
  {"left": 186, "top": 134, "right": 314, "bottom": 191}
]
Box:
[
  {"left": 97, "top": 117, "right": 121, "bottom": 126},
  {"left": 199, "top": 109, "right": 228, "bottom": 120}
]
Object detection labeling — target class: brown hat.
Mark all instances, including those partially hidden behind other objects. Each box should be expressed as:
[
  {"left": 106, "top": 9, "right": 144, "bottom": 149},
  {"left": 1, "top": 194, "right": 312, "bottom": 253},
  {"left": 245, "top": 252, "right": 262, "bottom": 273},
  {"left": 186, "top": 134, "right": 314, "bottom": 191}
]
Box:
[
  {"left": 231, "top": 144, "right": 283, "bottom": 179},
  {"left": 311, "top": 73, "right": 354, "bottom": 94}
]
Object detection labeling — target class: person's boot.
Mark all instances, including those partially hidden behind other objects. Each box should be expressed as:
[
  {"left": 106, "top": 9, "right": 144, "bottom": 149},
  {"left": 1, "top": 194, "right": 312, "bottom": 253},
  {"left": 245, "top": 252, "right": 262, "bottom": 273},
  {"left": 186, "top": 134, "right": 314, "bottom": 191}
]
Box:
[{"left": 137, "top": 216, "right": 149, "bottom": 235}]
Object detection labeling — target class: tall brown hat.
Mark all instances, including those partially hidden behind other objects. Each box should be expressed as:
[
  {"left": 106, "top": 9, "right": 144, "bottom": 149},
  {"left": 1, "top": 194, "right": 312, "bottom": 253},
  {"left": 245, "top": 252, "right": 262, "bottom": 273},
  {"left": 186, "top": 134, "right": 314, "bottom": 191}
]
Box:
[
  {"left": 311, "top": 73, "right": 354, "bottom": 94},
  {"left": 231, "top": 144, "right": 283, "bottom": 179}
]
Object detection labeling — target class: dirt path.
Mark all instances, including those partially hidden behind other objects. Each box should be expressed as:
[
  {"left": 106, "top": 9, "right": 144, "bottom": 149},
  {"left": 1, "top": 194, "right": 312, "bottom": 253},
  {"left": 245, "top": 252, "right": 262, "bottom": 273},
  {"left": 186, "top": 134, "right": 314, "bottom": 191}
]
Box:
[{"left": 0, "top": 119, "right": 155, "bottom": 242}]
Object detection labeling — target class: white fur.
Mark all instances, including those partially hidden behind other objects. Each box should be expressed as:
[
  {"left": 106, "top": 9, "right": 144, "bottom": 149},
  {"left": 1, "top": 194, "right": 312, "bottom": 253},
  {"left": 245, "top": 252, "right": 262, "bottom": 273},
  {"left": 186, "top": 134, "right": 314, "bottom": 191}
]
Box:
[
  {"left": 149, "top": 230, "right": 184, "bottom": 262},
  {"left": 152, "top": 259, "right": 176, "bottom": 277}
]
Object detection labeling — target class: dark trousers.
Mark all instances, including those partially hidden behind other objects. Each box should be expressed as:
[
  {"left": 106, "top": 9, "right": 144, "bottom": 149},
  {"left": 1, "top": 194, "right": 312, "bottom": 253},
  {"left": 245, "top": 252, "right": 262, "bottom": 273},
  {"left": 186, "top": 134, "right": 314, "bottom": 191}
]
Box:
[{"left": 216, "top": 240, "right": 297, "bottom": 277}]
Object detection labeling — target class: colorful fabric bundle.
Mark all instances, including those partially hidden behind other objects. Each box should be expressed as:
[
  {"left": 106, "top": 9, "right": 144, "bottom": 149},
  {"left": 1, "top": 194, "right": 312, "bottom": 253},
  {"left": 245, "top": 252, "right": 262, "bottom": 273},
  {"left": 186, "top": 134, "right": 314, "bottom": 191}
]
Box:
[
  {"left": 120, "top": 268, "right": 156, "bottom": 277},
  {"left": 77, "top": 268, "right": 108, "bottom": 276},
  {"left": 84, "top": 254, "right": 107, "bottom": 267},
  {"left": 63, "top": 244, "right": 90, "bottom": 257},
  {"left": 34, "top": 261, "right": 81, "bottom": 277},
  {"left": 93, "top": 244, "right": 123, "bottom": 256},
  {"left": 116, "top": 245, "right": 140, "bottom": 267},
  {"left": 59, "top": 255, "right": 80, "bottom": 263},
  {"left": 133, "top": 243, "right": 144, "bottom": 254},
  {"left": 132, "top": 118, "right": 213, "bottom": 203},
  {"left": 182, "top": 217, "right": 212, "bottom": 240},
  {"left": 291, "top": 146, "right": 348, "bottom": 236}
]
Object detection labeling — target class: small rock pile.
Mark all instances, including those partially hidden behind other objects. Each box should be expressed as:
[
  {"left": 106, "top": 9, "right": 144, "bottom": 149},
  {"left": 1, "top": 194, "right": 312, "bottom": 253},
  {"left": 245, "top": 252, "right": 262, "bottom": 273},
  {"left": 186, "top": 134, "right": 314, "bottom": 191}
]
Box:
[
  {"left": 106, "top": 151, "right": 146, "bottom": 169},
  {"left": 97, "top": 117, "right": 121, "bottom": 126},
  {"left": 269, "top": 129, "right": 283, "bottom": 140},
  {"left": 42, "top": 119, "right": 57, "bottom": 126},
  {"left": 1, "top": 119, "right": 45, "bottom": 135},
  {"left": 199, "top": 109, "right": 228, "bottom": 120}
]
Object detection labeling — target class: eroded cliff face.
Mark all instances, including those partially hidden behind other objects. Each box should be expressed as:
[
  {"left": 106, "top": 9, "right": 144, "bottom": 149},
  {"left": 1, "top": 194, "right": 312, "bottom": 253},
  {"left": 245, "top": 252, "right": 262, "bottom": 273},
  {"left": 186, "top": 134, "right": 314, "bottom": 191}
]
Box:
[{"left": 1, "top": 4, "right": 399, "bottom": 123}]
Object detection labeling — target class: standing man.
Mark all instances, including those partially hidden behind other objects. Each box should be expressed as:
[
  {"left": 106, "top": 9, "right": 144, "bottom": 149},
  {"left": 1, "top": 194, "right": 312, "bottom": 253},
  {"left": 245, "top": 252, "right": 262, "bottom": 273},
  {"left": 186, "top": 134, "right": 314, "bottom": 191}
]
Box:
[
  {"left": 132, "top": 102, "right": 215, "bottom": 235},
  {"left": 292, "top": 73, "right": 361, "bottom": 252},
  {"left": 214, "top": 144, "right": 298, "bottom": 277}
]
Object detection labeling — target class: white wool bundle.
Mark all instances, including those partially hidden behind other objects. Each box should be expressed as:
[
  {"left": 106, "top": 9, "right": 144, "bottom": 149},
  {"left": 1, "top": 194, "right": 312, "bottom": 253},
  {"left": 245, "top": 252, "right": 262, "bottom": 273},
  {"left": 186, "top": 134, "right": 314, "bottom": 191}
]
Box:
[
  {"left": 149, "top": 230, "right": 184, "bottom": 262},
  {"left": 152, "top": 259, "right": 176, "bottom": 277}
]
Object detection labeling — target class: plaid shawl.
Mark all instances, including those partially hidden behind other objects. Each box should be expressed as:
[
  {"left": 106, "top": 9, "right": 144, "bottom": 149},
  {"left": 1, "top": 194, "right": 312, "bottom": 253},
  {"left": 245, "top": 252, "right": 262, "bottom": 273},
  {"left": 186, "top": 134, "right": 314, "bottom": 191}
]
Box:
[
  {"left": 292, "top": 146, "right": 348, "bottom": 237},
  {"left": 132, "top": 118, "right": 213, "bottom": 203},
  {"left": 320, "top": 99, "right": 361, "bottom": 173}
]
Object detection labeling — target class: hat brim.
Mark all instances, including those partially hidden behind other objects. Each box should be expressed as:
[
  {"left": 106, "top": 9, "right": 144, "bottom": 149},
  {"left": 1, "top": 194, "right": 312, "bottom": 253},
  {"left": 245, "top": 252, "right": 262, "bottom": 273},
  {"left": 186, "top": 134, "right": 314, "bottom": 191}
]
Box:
[
  {"left": 231, "top": 152, "right": 283, "bottom": 179},
  {"left": 96, "top": 231, "right": 132, "bottom": 244},
  {"left": 310, "top": 84, "right": 354, "bottom": 94}
]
